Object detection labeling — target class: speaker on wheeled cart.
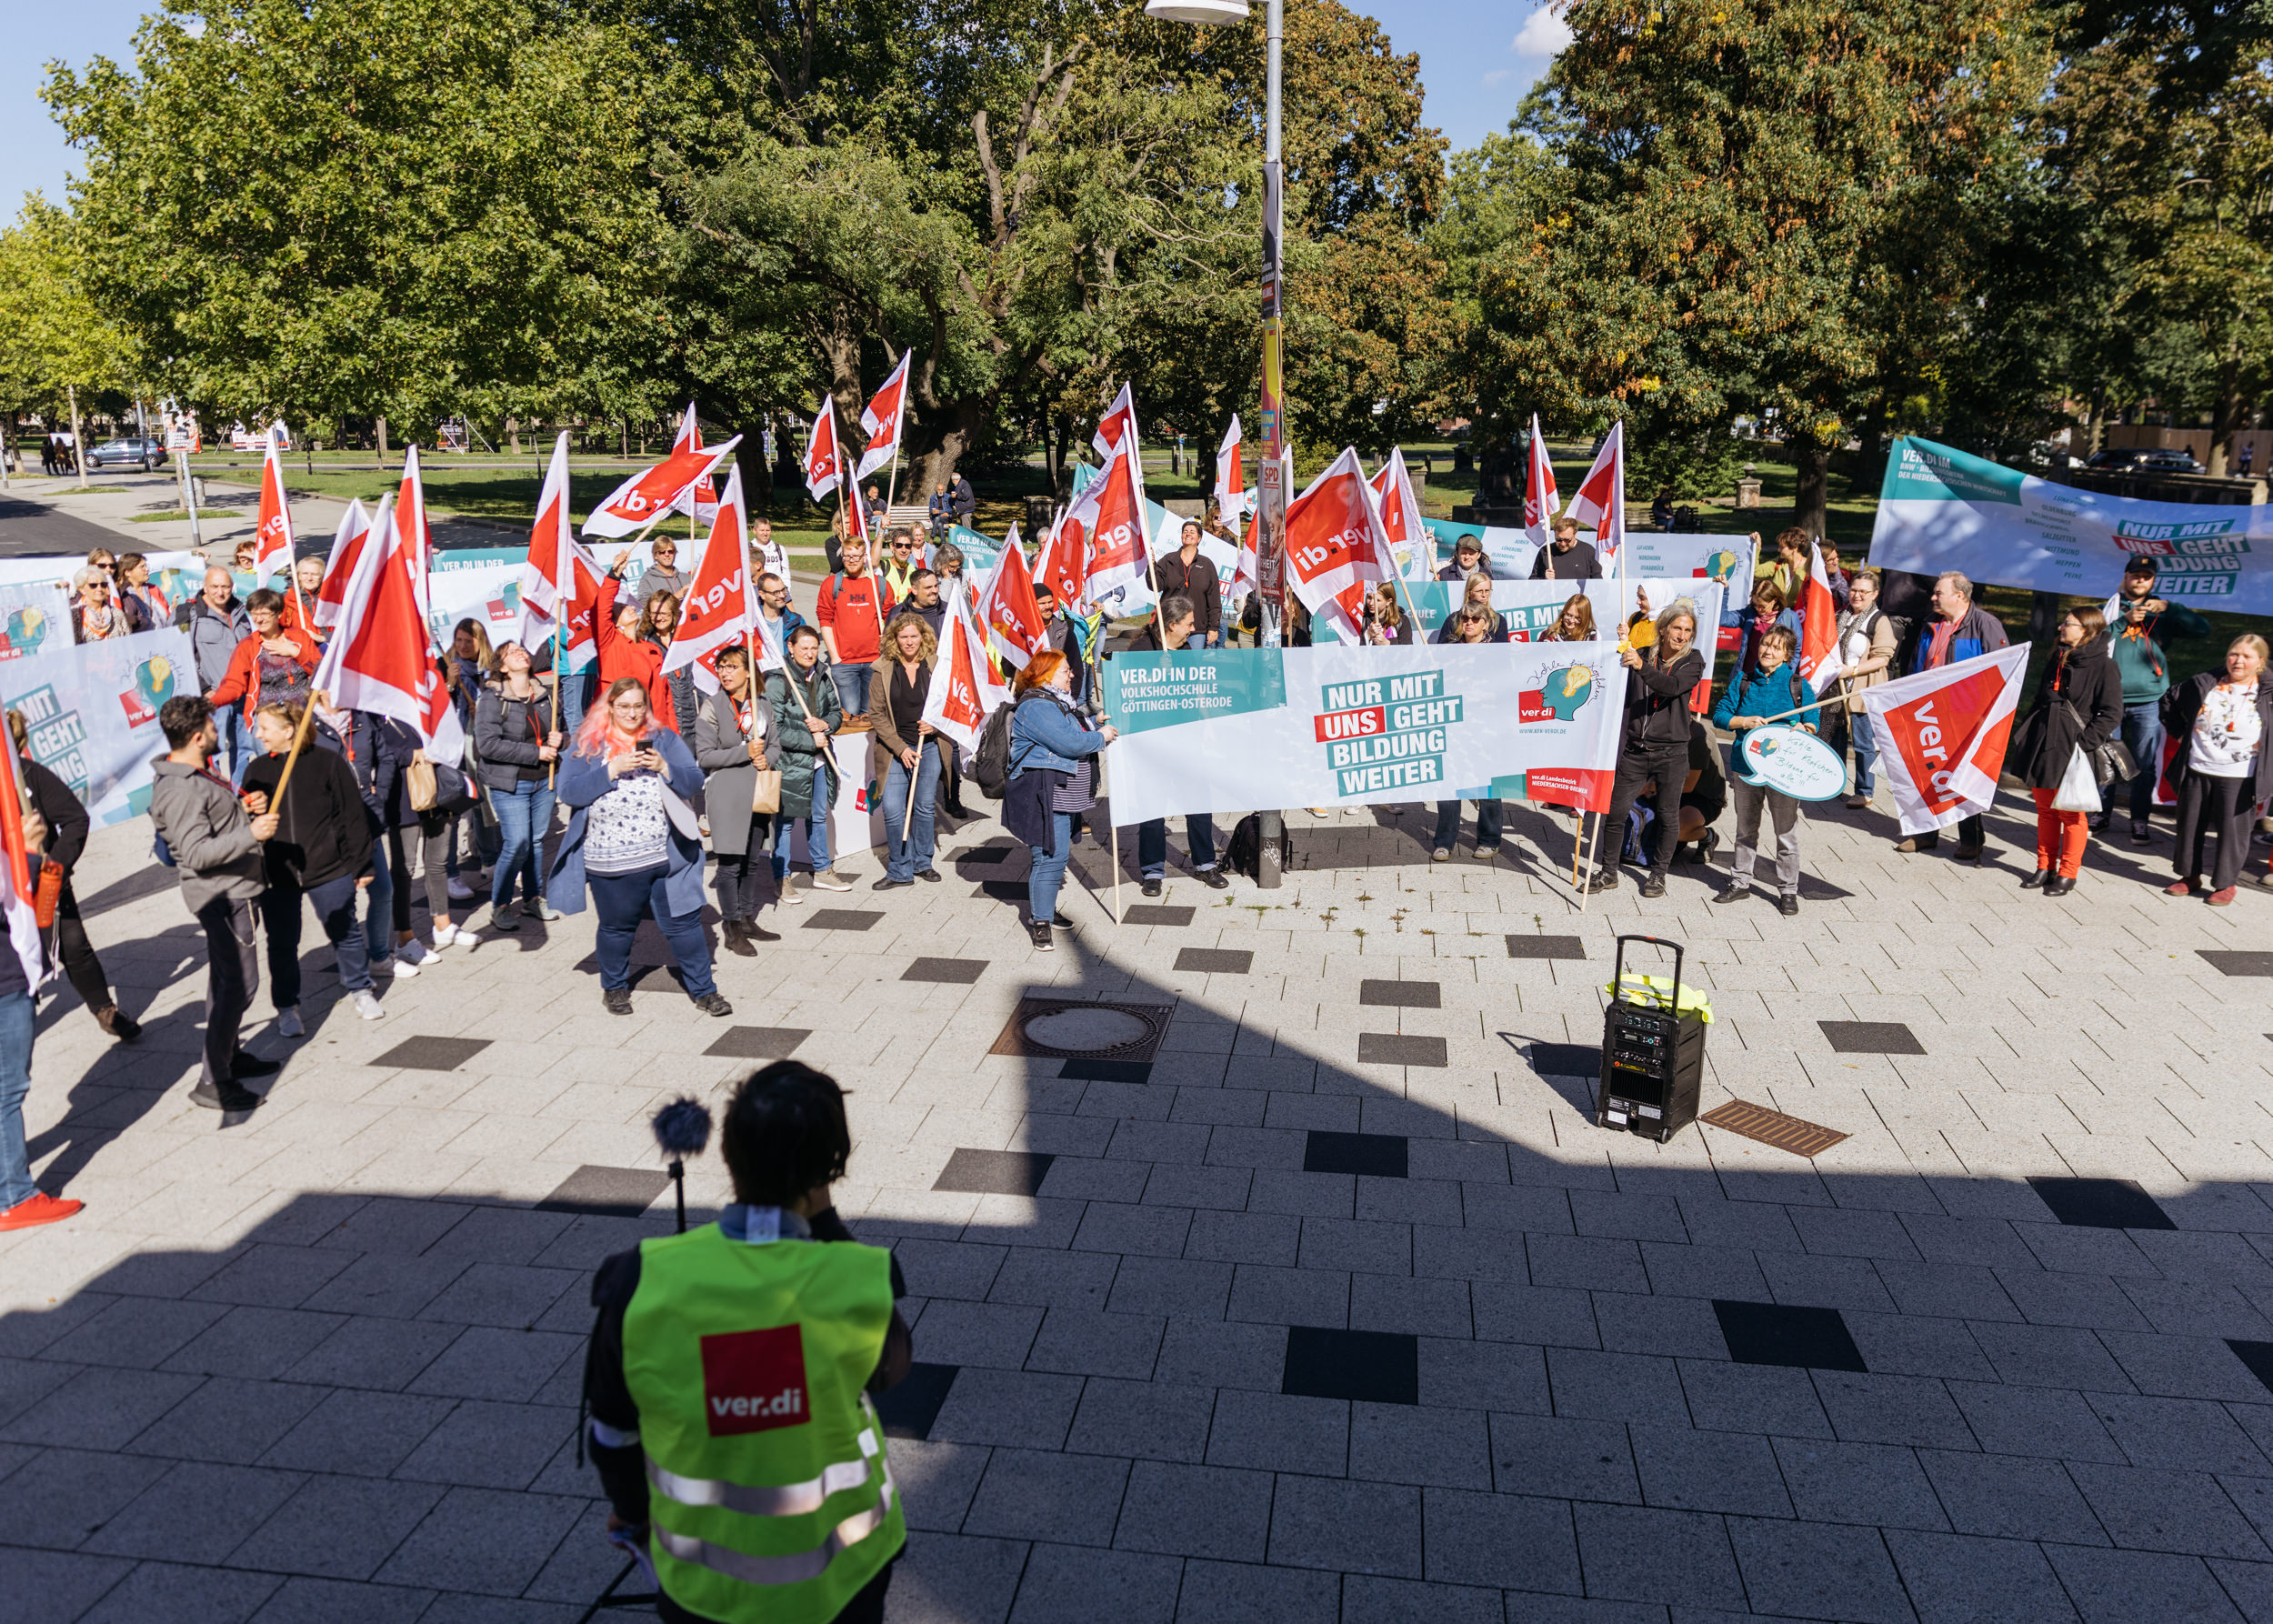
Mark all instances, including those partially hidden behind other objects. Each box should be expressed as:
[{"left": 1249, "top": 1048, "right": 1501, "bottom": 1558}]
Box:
[{"left": 1596, "top": 934, "right": 1707, "bottom": 1143}]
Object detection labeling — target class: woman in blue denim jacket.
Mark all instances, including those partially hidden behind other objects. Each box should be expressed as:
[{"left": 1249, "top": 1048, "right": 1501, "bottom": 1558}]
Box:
[{"left": 1003, "top": 650, "right": 1116, "bottom": 952}]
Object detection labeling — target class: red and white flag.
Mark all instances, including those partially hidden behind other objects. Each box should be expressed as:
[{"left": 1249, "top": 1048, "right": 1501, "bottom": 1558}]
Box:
[
  {"left": 1093, "top": 382, "right": 1138, "bottom": 463},
  {"left": 804, "top": 401, "right": 844, "bottom": 501},
  {"left": 1796, "top": 539, "right": 1842, "bottom": 695},
  {"left": 1059, "top": 437, "right": 1152, "bottom": 606},
  {"left": 395, "top": 445, "right": 435, "bottom": 642},
  {"left": 516, "top": 433, "right": 605, "bottom": 657},
  {"left": 1034, "top": 511, "right": 1086, "bottom": 611},
  {"left": 1367, "top": 446, "right": 1427, "bottom": 581},
  {"left": 665, "top": 403, "right": 720, "bottom": 526},
  {"left": 920, "top": 584, "right": 1011, "bottom": 753},
  {"left": 583, "top": 435, "right": 742, "bottom": 540},
  {"left": 315, "top": 494, "right": 466, "bottom": 761},
  {"left": 315, "top": 498, "right": 374, "bottom": 630},
  {"left": 1214, "top": 415, "right": 1246, "bottom": 524},
  {"left": 253, "top": 428, "right": 295, "bottom": 583},
  {"left": 976, "top": 523, "right": 1050, "bottom": 670},
  {"left": 662, "top": 462, "right": 758, "bottom": 689},
  {"left": 1285, "top": 446, "right": 1395, "bottom": 641},
  {"left": 1565, "top": 421, "right": 1626, "bottom": 575},
  {"left": 1860, "top": 643, "right": 2030, "bottom": 837},
  {"left": 0, "top": 740, "right": 47, "bottom": 990},
  {"left": 856, "top": 351, "right": 912, "bottom": 481},
  {"left": 1522, "top": 414, "right": 1559, "bottom": 529}
]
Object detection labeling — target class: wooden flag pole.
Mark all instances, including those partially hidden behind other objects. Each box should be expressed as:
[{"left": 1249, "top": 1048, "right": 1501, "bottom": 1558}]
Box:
[
  {"left": 1576, "top": 807, "right": 1602, "bottom": 913},
  {"left": 269, "top": 689, "right": 324, "bottom": 805},
  {"left": 1570, "top": 811, "right": 1589, "bottom": 888}
]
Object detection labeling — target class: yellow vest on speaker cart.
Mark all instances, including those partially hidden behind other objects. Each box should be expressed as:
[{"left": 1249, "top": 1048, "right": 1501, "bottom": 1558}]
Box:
[{"left": 621, "top": 1222, "right": 905, "bottom": 1624}]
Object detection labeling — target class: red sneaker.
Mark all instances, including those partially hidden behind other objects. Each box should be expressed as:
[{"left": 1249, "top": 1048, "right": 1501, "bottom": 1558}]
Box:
[
  {"left": 2208, "top": 886, "right": 2238, "bottom": 907},
  {"left": 0, "top": 1191, "right": 83, "bottom": 1231},
  {"left": 2164, "top": 878, "right": 2197, "bottom": 897}
]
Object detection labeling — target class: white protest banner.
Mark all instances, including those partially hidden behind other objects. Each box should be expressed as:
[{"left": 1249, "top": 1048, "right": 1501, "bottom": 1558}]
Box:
[
  {"left": 1099, "top": 643, "right": 1628, "bottom": 826},
  {"left": 1317, "top": 578, "right": 1724, "bottom": 666},
  {"left": 424, "top": 563, "right": 527, "bottom": 651},
  {"left": 1618, "top": 534, "right": 1756, "bottom": 592},
  {"left": 0, "top": 583, "right": 73, "bottom": 661},
  {"left": 2, "top": 630, "right": 193, "bottom": 826},
  {"left": 1872, "top": 436, "right": 2273, "bottom": 610}
]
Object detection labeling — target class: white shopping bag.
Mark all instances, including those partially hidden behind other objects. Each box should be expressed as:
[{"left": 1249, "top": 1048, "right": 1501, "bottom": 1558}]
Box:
[{"left": 2052, "top": 745, "right": 2100, "bottom": 813}]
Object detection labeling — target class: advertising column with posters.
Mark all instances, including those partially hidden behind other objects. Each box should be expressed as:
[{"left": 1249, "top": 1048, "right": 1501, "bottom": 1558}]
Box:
[{"left": 1101, "top": 644, "right": 1627, "bottom": 826}]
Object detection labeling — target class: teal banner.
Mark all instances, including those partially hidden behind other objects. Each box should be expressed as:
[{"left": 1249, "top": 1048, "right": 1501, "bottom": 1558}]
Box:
[{"left": 1103, "top": 649, "right": 1287, "bottom": 735}]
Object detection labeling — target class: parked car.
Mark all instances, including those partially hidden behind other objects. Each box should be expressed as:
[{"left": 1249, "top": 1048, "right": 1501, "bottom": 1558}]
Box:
[
  {"left": 84, "top": 436, "right": 165, "bottom": 472},
  {"left": 2087, "top": 446, "right": 2204, "bottom": 474}
]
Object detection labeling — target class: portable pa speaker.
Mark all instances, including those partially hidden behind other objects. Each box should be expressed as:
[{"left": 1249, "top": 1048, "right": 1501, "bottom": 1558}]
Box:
[{"left": 1597, "top": 934, "right": 1707, "bottom": 1143}]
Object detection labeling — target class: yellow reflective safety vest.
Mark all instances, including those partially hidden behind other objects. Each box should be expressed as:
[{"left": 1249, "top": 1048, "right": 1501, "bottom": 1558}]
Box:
[{"left": 622, "top": 1221, "right": 905, "bottom": 1624}]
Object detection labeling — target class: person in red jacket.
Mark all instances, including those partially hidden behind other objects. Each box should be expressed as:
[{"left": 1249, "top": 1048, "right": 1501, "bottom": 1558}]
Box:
[
  {"left": 594, "top": 570, "right": 680, "bottom": 733},
  {"left": 207, "top": 589, "right": 319, "bottom": 727}
]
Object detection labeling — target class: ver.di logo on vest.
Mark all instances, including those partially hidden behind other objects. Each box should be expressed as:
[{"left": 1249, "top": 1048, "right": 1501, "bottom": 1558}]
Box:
[{"left": 699, "top": 1324, "right": 811, "bottom": 1437}]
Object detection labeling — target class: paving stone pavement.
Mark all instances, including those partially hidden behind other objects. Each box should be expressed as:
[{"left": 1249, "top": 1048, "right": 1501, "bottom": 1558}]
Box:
[{"left": 5, "top": 778, "right": 2273, "bottom": 1624}]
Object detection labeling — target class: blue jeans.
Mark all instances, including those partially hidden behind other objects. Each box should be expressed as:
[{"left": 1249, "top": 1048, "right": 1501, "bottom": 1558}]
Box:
[
  {"left": 363, "top": 837, "right": 394, "bottom": 964},
  {"left": 219, "top": 707, "right": 255, "bottom": 787},
  {"left": 1851, "top": 711, "right": 1880, "bottom": 796},
  {"left": 1433, "top": 799, "right": 1503, "bottom": 852},
  {"left": 828, "top": 664, "right": 870, "bottom": 720},
  {"left": 0, "top": 990, "right": 36, "bottom": 1209},
  {"left": 2105, "top": 701, "right": 2163, "bottom": 821},
  {"left": 1028, "top": 810, "right": 1075, "bottom": 924},
  {"left": 884, "top": 747, "right": 941, "bottom": 882},
  {"left": 588, "top": 865, "right": 716, "bottom": 998},
  {"left": 559, "top": 666, "right": 594, "bottom": 736},
  {"left": 263, "top": 872, "right": 374, "bottom": 1006},
  {"left": 490, "top": 779, "right": 556, "bottom": 907},
  {"left": 1137, "top": 815, "right": 1219, "bottom": 877},
  {"left": 774, "top": 758, "right": 833, "bottom": 877}
]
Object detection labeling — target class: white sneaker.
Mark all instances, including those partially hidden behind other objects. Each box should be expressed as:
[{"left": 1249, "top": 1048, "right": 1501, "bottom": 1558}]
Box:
[
  {"left": 277, "top": 1007, "right": 304, "bottom": 1038},
  {"left": 446, "top": 921, "right": 478, "bottom": 948},
  {"left": 394, "top": 942, "right": 428, "bottom": 977},
  {"left": 809, "top": 871, "right": 854, "bottom": 893},
  {"left": 352, "top": 990, "right": 386, "bottom": 1020},
  {"left": 430, "top": 923, "right": 458, "bottom": 949},
  {"left": 446, "top": 877, "right": 477, "bottom": 902}
]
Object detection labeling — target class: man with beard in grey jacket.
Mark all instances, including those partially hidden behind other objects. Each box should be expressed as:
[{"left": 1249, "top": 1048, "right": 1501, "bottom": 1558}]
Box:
[{"left": 147, "top": 696, "right": 282, "bottom": 1112}]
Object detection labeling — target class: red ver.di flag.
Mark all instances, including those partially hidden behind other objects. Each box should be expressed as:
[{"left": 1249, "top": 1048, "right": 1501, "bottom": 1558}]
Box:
[
  {"left": 661, "top": 463, "right": 759, "bottom": 692},
  {"left": 976, "top": 527, "right": 1050, "bottom": 670},
  {"left": 253, "top": 428, "right": 295, "bottom": 583},
  {"left": 1861, "top": 643, "right": 2030, "bottom": 836},
  {"left": 1094, "top": 381, "right": 1138, "bottom": 462},
  {"left": 1367, "top": 446, "right": 1430, "bottom": 582},
  {"left": 315, "top": 494, "right": 466, "bottom": 761},
  {"left": 1565, "top": 421, "right": 1627, "bottom": 574},
  {"left": 920, "top": 586, "right": 1010, "bottom": 751},
  {"left": 804, "top": 400, "right": 844, "bottom": 500},
  {"left": 665, "top": 403, "right": 720, "bottom": 526},
  {"left": 1284, "top": 446, "right": 1394, "bottom": 642},
  {"left": 584, "top": 436, "right": 742, "bottom": 539},
  {"left": 856, "top": 352, "right": 911, "bottom": 481},
  {"left": 1060, "top": 438, "right": 1152, "bottom": 606},
  {"left": 315, "top": 499, "right": 373, "bottom": 631}
]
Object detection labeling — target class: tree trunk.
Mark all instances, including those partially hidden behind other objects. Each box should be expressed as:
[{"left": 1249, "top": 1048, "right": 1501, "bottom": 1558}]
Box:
[
  {"left": 2208, "top": 345, "right": 2242, "bottom": 477},
  {"left": 2027, "top": 590, "right": 2063, "bottom": 648},
  {"left": 1789, "top": 431, "right": 1830, "bottom": 541},
  {"left": 771, "top": 413, "right": 803, "bottom": 498},
  {"left": 375, "top": 416, "right": 390, "bottom": 466},
  {"left": 67, "top": 384, "right": 88, "bottom": 491}
]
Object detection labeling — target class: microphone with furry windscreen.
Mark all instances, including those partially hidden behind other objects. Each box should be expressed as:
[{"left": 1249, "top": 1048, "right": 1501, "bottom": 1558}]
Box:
[{"left": 650, "top": 1096, "right": 713, "bottom": 1233}]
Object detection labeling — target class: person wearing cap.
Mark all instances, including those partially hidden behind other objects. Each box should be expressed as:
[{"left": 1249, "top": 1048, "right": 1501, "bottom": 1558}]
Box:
[
  {"left": 2105, "top": 556, "right": 2209, "bottom": 844},
  {"left": 1437, "top": 534, "right": 1493, "bottom": 583}
]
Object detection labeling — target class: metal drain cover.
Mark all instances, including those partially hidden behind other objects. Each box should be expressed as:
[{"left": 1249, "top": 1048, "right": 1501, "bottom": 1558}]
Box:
[{"left": 990, "top": 997, "right": 1171, "bottom": 1061}]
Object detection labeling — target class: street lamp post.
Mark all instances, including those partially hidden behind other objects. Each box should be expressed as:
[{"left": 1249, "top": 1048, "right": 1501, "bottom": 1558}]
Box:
[{"left": 1147, "top": 0, "right": 1287, "bottom": 887}]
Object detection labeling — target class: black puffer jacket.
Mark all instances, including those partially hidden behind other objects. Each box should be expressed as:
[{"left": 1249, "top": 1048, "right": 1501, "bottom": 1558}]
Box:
[
  {"left": 2014, "top": 641, "right": 2122, "bottom": 791},
  {"left": 1620, "top": 647, "right": 1705, "bottom": 750}
]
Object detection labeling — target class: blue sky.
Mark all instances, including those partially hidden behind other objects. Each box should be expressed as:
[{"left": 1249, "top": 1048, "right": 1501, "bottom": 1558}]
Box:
[{"left": 4, "top": 1, "right": 1559, "bottom": 214}]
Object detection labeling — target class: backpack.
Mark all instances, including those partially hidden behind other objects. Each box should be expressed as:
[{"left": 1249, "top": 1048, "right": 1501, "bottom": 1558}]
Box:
[
  {"left": 973, "top": 703, "right": 1016, "bottom": 799},
  {"left": 1225, "top": 813, "right": 1291, "bottom": 882}
]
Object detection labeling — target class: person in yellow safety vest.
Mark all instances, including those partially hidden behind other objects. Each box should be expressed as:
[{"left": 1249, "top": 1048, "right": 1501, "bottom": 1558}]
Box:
[{"left": 584, "top": 1060, "right": 914, "bottom": 1624}]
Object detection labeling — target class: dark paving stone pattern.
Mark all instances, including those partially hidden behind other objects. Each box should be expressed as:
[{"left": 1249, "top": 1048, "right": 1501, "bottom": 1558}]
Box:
[
  {"left": 1714, "top": 1300, "right": 1868, "bottom": 1373},
  {"left": 2028, "top": 1175, "right": 2177, "bottom": 1231},
  {"left": 1121, "top": 905, "right": 1195, "bottom": 927},
  {"left": 2199, "top": 950, "right": 2273, "bottom": 977},
  {"left": 536, "top": 1165, "right": 670, "bottom": 1218},
  {"left": 802, "top": 909, "right": 883, "bottom": 931},
  {"left": 702, "top": 1027, "right": 811, "bottom": 1060},
  {"left": 932, "top": 1148, "right": 1056, "bottom": 1197},
  {"left": 1818, "top": 1020, "right": 1926, "bottom": 1056},
  {"left": 1302, "top": 1130, "right": 1408, "bottom": 1178},
  {"left": 902, "top": 957, "right": 988, "bottom": 985},
  {"left": 1174, "top": 947, "right": 1254, "bottom": 975},
  {"left": 1283, "top": 1327, "right": 1419, "bottom": 1405},
  {"left": 1059, "top": 1058, "right": 1154, "bottom": 1084},
  {"left": 1506, "top": 934, "right": 1588, "bottom": 960},
  {"left": 1357, "top": 1033, "right": 1448, "bottom": 1068},
  {"left": 369, "top": 1037, "right": 492, "bottom": 1072},
  {"left": 1359, "top": 979, "right": 1441, "bottom": 1008}
]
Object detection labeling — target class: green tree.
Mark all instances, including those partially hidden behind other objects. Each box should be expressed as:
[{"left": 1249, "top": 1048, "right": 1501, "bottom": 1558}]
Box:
[
  {"left": 0, "top": 195, "right": 143, "bottom": 459},
  {"left": 43, "top": 0, "right": 673, "bottom": 446}
]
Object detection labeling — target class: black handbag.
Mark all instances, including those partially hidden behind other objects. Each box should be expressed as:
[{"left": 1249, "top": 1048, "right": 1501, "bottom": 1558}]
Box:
[{"left": 2061, "top": 698, "right": 2136, "bottom": 788}]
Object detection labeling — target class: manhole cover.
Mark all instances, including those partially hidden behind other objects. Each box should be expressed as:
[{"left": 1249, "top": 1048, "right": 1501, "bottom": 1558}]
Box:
[{"left": 989, "top": 997, "right": 1170, "bottom": 1061}]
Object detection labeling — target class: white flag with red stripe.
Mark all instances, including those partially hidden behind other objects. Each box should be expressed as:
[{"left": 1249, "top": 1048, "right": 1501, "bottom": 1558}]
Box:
[
  {"left": 1284, "top": 446, "right": 1395, "bottom": 642},
  {"left": 1093, "top": 382, "right": 1138, "bottom": 463},
  {"left": 0, "top": 739, "right": 47, "bottom": 990},
  {"left": 516, "top": 433, "right": 579, "bottom": 624},
  {"left": 1522, "top": 414, "right": 1559, "bottom": 529},
  {"left": 856, "top": 351, "right": 912, "bottom": 481},
  {"left": 395, "top": 445, "right": 435, "bottom": 643},
  {"left": 1367, "top": 446, "right": 1429, "bottom": 582},
  {"left": 253, "top": 428, "right": 295, "bottom": 582},
  {"left": 315, "top": 499, "right": 374, "bottom": 630},
  {"left": 314, "top": 494, "right": 466, "bottom": 760},
  {"left": 804, "top": 401, "right": 844, "bottom": 501},
  {"left": 1797, "top": 539, "right": 1842, "bottom": 694},
  {"left": 976, "top": 522, "right": 1050, "bottom": 670},
  {"left": 1061, "top": 437, "right": 1152, "bottom": 606},
  {"left": 662, "top": 462, "right": 756, "bottom": 687},
  {"left": 1034, "top": 510, "right": 1085, "bottom": 612},
  {"left": 1214, "top": 415, "right": 1246, "bottom": 525},
  {"left": 1861, "top": 643, "right": 2029, "bottom": 837},
  {"left": 583, "top": 436, "right": 742, "bottom": 540},
  {"left": 920, "top": 583, "right": 1011, "bottom": 753},
  {"left": 1565, "top": 421, "right": 1626, "bottom": 574},
  {"left": 665, "top": 403, "right": 720, "bottom": 525}
]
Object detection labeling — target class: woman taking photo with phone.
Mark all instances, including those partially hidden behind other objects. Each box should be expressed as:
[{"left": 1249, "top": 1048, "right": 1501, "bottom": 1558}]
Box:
[{"left": 546, "top": 678, "right": 730, "bottom": 1018}]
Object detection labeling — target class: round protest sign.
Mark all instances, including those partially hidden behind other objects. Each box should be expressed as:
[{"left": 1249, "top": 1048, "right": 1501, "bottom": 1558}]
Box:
[{"left": 1736, "top": 725, "right": 1847, "bottom": 801}]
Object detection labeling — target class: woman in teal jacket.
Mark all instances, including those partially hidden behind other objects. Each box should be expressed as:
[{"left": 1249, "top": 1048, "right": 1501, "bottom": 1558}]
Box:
[{"left": 1709, "top": 626, "right": 1821, "bottom": 916}]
